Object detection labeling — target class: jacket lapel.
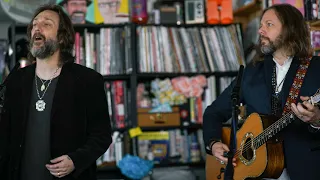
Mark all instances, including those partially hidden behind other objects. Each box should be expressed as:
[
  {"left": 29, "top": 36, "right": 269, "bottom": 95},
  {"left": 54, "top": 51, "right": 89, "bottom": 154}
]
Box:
[
  {"left": 50, "top": 62, "right": 73, "bottom": 120},
  {"left": 21, "top": 64, "right": 36, "bottom": 127},
  {"left": 281, "top": 56, "right": 300, "bottom": 108}
]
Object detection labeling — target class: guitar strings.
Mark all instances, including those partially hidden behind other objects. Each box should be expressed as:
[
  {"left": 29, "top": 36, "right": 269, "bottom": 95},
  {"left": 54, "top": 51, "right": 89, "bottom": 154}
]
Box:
[
  {"left": 233, "top": 112, "right": 293, "bottom": 158},
  {"left": 233, "top": 94, "right": 320, "bottom": 159},
  {"left": 236, "top": 112, "right": 292, "bottom": 156}
]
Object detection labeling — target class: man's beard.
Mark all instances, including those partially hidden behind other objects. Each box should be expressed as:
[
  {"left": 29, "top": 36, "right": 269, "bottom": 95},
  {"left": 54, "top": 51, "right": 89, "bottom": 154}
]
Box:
[
  {"left": 259, "top": 35, "right": 283, "bottom": 55},
  {"left": 71, "top": 11, "right": 85, "bottom": 23},
  {"left": 30, "top": 34, "right": 59, "bottom": 59}
]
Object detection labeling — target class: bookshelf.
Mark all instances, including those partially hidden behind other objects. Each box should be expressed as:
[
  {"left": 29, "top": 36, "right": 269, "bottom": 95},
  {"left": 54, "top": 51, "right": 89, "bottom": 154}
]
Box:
[{"left": 8, "top": 19, "right": 243, "bottom": 178}]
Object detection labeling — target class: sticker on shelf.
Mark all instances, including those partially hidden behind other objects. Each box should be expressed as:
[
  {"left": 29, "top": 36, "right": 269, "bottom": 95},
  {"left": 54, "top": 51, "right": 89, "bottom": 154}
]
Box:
[{"left": 129, "top": 127, "right": 143, "bottom": 138}]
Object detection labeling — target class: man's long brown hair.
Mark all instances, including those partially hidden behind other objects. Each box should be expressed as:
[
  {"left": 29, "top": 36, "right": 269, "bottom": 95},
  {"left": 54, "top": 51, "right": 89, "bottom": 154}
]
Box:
[
  {"left": 27, "top": 4, "right": 75, "bottom": 64},
  {"left": 254, "top": 4, "right": 313, "bottom": 62}
]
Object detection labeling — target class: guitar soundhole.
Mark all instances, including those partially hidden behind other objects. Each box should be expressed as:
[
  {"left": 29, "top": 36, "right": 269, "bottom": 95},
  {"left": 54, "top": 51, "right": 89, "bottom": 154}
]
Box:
[{"left": 242, "top": 138, "right": 254, "bottom": 161}]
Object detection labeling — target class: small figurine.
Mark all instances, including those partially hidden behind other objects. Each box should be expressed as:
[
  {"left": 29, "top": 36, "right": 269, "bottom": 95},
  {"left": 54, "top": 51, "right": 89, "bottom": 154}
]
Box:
[{"left": 206, "top": 0, "right": 233, "bottom": 24}]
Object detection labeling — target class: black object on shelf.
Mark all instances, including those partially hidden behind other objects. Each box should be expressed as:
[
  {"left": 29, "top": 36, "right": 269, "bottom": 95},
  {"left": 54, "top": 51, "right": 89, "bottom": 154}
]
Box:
[{"left": 103, "top": 74, "right": 131, "bottom": 81}]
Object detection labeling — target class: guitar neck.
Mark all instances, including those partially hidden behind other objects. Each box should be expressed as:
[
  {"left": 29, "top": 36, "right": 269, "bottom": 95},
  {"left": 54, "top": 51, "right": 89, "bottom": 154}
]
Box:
[
  {"left": 248, "top": 91, "right": 320, "bottom": 150},
  {"left": 253, "top": 112, "right": 295, "bottom": 149}
]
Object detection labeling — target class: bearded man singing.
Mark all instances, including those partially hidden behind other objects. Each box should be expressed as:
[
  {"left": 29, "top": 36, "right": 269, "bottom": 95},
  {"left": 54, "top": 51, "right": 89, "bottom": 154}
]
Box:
[{"left": 0, "top": 4, "right": 112, "bottom": 180}]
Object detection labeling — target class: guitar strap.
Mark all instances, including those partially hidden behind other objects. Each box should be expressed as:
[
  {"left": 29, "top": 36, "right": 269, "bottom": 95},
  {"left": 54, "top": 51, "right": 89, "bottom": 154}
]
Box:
[{"left": 282, "top": 57, "right": 311, "bottom": 116}]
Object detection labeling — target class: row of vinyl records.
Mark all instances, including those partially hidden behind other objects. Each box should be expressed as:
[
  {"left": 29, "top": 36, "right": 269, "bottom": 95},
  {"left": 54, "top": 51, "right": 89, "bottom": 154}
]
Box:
[
  {"left": 74, "top": 27, "right": 132, "bottom": 75},
  {"left": 104, "top": 76, "right": 235, "bottom": 130},
  {"left": 137, "top": 24, "right": 245, "bottom": 73},
  {"left": 96, "top": 129, "right": 206, "bottom": 166},
  {"left": 73, "top": 24, "right": 245, "bottom": 75}
]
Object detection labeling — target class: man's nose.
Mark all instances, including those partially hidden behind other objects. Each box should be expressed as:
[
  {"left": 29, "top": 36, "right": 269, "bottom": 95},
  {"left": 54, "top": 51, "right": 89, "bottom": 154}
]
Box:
[
  {"left": 258, "top": 26, "right": 266, "bottom": 36},
  {"left": 33, "top": 24, "right": 42, "bottom": 33}
]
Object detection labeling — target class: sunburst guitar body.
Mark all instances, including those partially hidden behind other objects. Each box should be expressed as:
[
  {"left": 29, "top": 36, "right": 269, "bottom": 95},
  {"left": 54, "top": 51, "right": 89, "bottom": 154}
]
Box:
[{"left": 205, "top": 89, "right": 320, "bottom": 180}]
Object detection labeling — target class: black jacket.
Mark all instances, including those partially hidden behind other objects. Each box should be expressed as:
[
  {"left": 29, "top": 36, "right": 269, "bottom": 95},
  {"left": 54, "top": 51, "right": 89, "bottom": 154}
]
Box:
[
  {"left": 203, "top": 56, "right": 320, "bottom": 180},
  {"left": 0, "top": 62, "right": 112, "bottom": 180}
]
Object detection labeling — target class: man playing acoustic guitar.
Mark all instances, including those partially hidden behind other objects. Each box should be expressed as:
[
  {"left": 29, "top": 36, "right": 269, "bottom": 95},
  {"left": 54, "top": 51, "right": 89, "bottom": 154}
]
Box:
[{"left": 203, "top": 4, "right": 320, "bottom": 180}]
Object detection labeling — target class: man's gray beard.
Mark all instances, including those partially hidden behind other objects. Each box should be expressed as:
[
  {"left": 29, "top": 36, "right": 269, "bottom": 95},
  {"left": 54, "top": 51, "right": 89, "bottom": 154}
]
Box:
[
  {"left": 30, "top": 39, "right": 59, "bottom": 59},
  {"left": 259, "top": 36, "right": 283, "bottom": 55},
  {"left": 261, "top": 45, "right": 276, "bottom": 55}
]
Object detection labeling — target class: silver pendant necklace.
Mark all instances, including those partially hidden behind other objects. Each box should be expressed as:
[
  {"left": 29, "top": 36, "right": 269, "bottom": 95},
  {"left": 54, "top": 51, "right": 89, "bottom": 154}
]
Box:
[
  {"left": 41, "top": 84, "right": 45, "bottom": 91},
  {"left": 35, "top": 67, "right": 60, "bottom": 111},
  {"left": 39, "top": 78, "right": 48, "bottom": 91}
]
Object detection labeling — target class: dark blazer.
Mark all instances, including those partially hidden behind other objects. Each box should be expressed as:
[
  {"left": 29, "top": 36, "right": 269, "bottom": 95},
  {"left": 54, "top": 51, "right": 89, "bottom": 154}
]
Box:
[
  {"left": 0, "top": 62, "right": 112, "bottom": 180},
  {"left": 203, "top": 55, "right": 320, "bottom": 180}
]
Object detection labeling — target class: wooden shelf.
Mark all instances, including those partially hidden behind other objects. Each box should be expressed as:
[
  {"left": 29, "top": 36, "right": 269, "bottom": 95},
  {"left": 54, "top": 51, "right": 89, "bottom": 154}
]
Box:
[
  {"left": 308, "top": 20, "right": 320, "bottom": 26},
  {"left": 12, "top": 22, "right": 241, "bottom": 34},
  {"left": 137, "top": 71, "right": 238, "bottom": 80},
  {"left": 140, "top": 123, "right": 203, "bottom": 131},
  {"left": 233, "top": 0, "right": 262, "bottom": 17},
  {"left": 11, "top": 23, "right": 130, "bottom": 34},
  {"left": 308, "top": 20, "right": 320, "bottom": 31},
  {"left": 314, "top": 47, "right": 320, "bottom": 51},
  {"left": 97, "top": 161, "right": 118, "bottom": 171},
  {"left": 138, "top": 23, "right": 238, "bottom": 28}
]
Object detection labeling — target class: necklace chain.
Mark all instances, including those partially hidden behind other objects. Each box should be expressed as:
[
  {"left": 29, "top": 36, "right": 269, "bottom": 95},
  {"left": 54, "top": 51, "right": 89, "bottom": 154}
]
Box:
[
  {"left": 275, "top": 76, "right": 286, "bottom": 93},
  {"left": 35, "top": 67, "right": 60, "bottom": 100}
]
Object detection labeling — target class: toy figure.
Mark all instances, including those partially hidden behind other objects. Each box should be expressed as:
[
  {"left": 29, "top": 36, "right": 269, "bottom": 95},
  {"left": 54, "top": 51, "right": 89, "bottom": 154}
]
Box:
[{"left": 206, "top": 0, "right": 233, "bottom": 24}]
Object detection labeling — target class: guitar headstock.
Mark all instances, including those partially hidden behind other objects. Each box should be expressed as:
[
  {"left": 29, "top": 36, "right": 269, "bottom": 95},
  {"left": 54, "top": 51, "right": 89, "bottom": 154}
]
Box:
[{"left": 310, "top": 88, "right": 320, "bottom": 106}]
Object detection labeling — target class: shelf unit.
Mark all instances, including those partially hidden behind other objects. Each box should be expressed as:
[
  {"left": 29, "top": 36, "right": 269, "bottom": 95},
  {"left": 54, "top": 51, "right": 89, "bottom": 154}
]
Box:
[
  {"left": 307, "top": 20, "right": 320, "bottom": 54},
  {"left": 233, "top": 0, "right": 262, "bottom": 33},
  {"left": 8, "top": 21, "right": 240, "bottom": 125},
  {"left": 8, "top": 21, "right": 241, "bottom": 177},
  {"left": 233, "top": 0, "right": 262, "bottom": 17},
  {"left": 308, "top": 20, "right": 320, "bottom": 31}
]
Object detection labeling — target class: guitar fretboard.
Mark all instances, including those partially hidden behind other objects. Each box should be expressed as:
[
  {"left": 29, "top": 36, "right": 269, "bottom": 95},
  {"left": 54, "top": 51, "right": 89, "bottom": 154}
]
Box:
[
  {"left": 253, "top": 112, "right": 295, "bottom": 149},
  {"left": 237, "top": 91, "right": 320, "bottom": 156}
]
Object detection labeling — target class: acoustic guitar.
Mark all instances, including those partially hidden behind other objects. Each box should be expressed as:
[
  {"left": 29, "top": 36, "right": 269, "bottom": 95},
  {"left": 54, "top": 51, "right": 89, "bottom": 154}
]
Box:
[{"left": 206, "top": 89, "right": 320, "bottom": 180}]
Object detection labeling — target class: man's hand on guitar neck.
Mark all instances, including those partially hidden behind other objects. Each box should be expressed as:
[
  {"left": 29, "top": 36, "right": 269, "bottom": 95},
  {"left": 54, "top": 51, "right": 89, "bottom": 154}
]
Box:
[
  {"left": 211, "top": 142, "right": 237, "bottom": 166},
  {"left": 291, "top": 96, "right": 320, "bottom": 128}
]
